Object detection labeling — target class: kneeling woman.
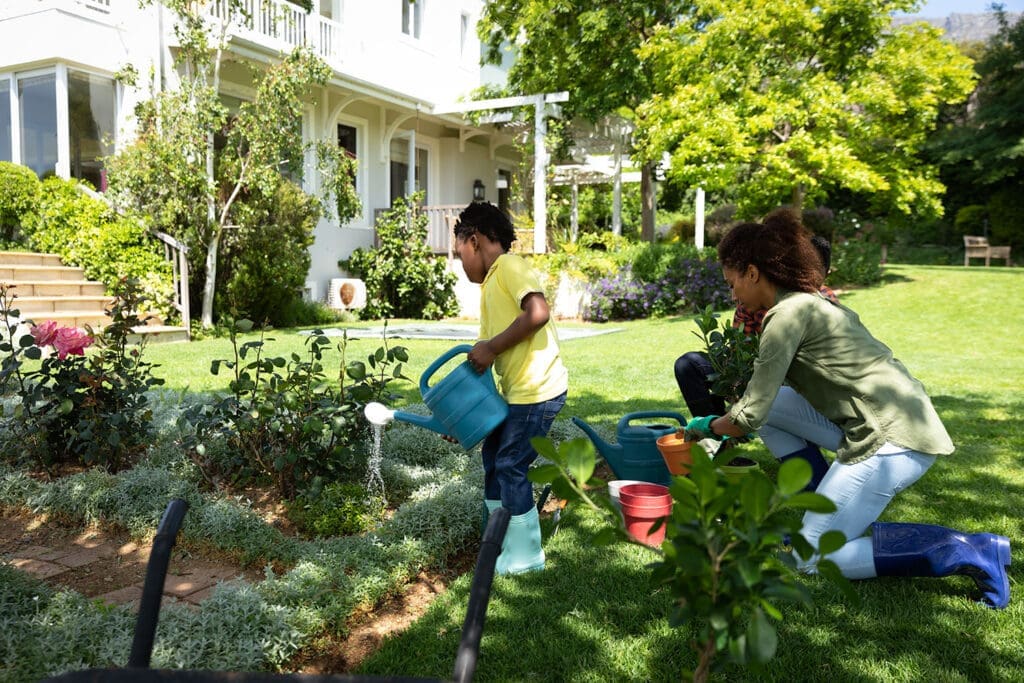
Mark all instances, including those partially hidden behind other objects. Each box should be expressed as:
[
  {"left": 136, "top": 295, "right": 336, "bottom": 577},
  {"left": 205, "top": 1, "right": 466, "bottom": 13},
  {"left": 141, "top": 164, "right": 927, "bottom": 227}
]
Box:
[{"left": 685, "top": 208, "right": 1010, "bottom": 609}]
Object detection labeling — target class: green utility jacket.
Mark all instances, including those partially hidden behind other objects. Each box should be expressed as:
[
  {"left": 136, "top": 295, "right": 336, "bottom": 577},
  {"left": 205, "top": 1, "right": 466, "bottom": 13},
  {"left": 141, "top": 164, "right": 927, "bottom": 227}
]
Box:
[{"left": 727, "top": 290, "right": 954, "bottom": 464}]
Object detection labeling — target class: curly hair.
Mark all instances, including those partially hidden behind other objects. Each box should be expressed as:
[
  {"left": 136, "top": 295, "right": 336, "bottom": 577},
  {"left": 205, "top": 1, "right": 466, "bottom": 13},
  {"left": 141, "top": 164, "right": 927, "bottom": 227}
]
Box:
[
  {"left": 453, "top": 201, "right": 516, "bottom": 251},
  {"left": 717, "top": 208, "right": 825, "bottom": 293}
]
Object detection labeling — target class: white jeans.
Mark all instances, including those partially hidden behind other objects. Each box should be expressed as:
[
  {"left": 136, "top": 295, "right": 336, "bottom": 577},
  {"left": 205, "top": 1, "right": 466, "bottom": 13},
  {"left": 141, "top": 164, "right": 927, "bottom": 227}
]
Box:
[{"left": 759, "top": 387, "right": 936, "bottom": 578}]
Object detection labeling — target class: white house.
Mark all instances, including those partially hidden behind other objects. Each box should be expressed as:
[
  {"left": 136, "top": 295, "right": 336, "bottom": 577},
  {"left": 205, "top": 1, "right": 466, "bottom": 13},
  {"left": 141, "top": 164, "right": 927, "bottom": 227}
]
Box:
[{"left": 0, "top": 0, "right": 538, "bottom": 309}]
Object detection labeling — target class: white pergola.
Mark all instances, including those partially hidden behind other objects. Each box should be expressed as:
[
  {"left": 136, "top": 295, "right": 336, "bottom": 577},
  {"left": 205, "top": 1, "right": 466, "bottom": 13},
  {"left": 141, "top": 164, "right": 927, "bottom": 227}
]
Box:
[{"left": 433, "top": 92, "right": 569, "bottom": 254}]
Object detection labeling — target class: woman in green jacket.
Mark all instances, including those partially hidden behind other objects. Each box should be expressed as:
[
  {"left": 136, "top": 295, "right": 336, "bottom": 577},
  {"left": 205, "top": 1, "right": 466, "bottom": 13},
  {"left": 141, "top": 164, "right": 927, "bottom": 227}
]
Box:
[{"left": 685, "top": 208, "right": 1010, "bottom": 609}]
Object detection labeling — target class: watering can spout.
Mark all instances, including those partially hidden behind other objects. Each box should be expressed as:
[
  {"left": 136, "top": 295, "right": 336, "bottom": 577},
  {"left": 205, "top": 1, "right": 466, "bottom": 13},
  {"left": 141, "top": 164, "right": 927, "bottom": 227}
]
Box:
[
  {"left": 571, "top": 416, "right": 622, "bottom": 461},
  {"left": 390, "top": 410, "right": 450, "bottom": 438}
]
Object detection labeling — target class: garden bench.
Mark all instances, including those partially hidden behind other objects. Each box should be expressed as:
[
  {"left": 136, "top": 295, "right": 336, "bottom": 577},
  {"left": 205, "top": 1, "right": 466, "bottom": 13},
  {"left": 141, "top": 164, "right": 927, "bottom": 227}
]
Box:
[{"left": 963, "top": 235, "right": 1012, "bottom": 267}]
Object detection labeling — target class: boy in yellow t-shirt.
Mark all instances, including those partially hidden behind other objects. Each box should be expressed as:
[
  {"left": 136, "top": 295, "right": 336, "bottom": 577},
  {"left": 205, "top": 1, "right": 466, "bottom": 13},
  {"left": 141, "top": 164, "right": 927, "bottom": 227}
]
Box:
[{"left": 453, "top": 202, "right": 568, "bottom": 575}]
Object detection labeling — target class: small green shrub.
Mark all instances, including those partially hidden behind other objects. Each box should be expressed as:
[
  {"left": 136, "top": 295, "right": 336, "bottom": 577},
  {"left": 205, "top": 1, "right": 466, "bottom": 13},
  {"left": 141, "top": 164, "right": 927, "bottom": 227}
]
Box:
[
  {"left": 692, "top": 305, "right": 759, "bottom": 402},
  {"left": 286, "top": 481, "right": 385, "bottom": 537},
  {"left": 340, "top": 193, "right": 458, "bottom": 320},
  {"left": 217, "top": 180, "right": 321, "bottom": 327},
  {"left": 180, "top": 321, "right": 410, "bottom": 498},
  {"left": 829, "top": 239, "right": 884, "bottom": 287},
  {"left": 0, "top": 161, "right": 41, "bottom": 245}
]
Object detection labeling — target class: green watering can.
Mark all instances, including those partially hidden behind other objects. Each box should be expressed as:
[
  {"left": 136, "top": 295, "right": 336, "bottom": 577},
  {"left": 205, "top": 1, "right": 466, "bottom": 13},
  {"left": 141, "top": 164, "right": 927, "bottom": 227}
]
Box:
[{"left": 572, "top": 411, "right": 687, "bottom": 485}]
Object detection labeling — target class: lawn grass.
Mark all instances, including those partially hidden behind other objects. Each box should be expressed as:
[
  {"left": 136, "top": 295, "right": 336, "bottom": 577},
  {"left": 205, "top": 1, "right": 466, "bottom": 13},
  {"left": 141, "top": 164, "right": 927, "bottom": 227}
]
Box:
[
  {"left": 80, "top": 265, "right": 1024, "bottom": 680},
  {"left": 343, "top": 264, "right": 1024, "bottom": 682}
]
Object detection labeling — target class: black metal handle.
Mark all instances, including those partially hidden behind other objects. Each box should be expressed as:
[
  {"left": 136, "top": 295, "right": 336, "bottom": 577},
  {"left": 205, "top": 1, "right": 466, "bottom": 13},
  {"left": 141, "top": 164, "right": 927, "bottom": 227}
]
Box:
[
  {"left": 451, "top": 506, "right": 509, "bottom": 683},
  {"left": 128, "top": 499, "right": 189, "bottom": 668}
]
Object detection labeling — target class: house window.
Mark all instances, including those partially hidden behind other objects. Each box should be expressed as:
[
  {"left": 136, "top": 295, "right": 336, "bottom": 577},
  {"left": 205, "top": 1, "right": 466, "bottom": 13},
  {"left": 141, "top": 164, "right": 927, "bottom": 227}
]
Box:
[
  {"left": 401, "top": 0, "right": 422, "bottom": 38},
  {"left": 18, "top": 73, "right": 58, "bottom": 179},
  {"left": 337, "top": 122, "right": 358, "bottom": 188},
  {"left": 389, "top": 137, "right": 427, "bottom": 205},
  {"left": 67, "top": 70, "right": 115, "bottom": 191},
  {"left": 0, "top": 79, "right": 11, "bottom": 162}
]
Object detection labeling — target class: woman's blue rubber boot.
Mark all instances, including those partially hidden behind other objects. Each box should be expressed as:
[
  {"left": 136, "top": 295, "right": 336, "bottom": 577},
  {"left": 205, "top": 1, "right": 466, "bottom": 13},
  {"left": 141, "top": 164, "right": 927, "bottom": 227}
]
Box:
[
  {"left": 872, "top": 522, "right": 1011, "bottom": 609},
  {"left": 779, "top": 445, "right": 830, "bottom": 492},
  {"left": 495, "top": 506, "right": 545, "bottom": 575}
]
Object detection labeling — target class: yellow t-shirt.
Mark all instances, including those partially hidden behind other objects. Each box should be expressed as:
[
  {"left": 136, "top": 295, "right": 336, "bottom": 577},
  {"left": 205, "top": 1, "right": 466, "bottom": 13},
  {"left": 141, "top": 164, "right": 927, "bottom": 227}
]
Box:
[{"left": 480, "top": 253, "right": 569, "bottom": 404}]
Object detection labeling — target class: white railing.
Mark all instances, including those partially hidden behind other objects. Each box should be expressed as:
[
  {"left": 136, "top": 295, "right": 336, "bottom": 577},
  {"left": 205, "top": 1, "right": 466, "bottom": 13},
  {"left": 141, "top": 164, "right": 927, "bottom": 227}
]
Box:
[
  {"left": 205, "top": 0, "right": 341, "bottom": 62},
  {"left": 373, "top": 204, "right": 463, "bottom": 258}
]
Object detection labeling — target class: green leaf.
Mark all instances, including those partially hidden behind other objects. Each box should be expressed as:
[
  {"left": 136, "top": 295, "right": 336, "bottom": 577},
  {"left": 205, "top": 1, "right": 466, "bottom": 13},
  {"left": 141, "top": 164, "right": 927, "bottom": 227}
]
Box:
[
  {"left": 777, "top": 457, "right": 812, "bottom": 495},
  {"left": 25, "top": 346, "right": 41, "bottom": 360},
  {"left": 210, "top": 359, "right": 222, "bottom": 375},
  {"left": 817, "top": 529, "right": 847, "bottom": 556},
  {"left": 18, "top": 334, "right": 34, "bottom": 348},
  {"left": 746, "top": 607, "right": 778, "bottom": 664},
  {"left": 235, "top": 319, "right": 254, "bottom": 332},
  {"left": 530, "top": 436, "right": 560, "bottom": 462},
  {"left": 565, "top": 439, "right": 596, "bottom": 485},
  {"left": 527, "top": 464, "right": 561, "bottom": 484},
  {"left": 783, "top": 492, "right": 837, "bottom": 514}
]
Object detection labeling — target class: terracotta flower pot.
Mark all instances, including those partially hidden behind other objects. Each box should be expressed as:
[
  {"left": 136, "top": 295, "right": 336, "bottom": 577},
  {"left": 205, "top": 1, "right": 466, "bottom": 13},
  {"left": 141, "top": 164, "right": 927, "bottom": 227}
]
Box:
[
  {"left": 607, "top": 479, "right": 646, "bottom": 513},
  {"left": 618, "top": 483, "right": 672, "bottom": 546},
  {"left": 656, "top": 432, "right": 693, "bottom": 476}
]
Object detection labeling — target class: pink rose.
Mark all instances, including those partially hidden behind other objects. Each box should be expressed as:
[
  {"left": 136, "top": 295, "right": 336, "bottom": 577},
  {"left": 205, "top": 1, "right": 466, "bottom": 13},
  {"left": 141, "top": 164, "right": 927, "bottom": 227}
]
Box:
[
  {"left": 52, "top": 327, "right": 94, "bottom": 359},
  {"left": 30, "top": 320, "right": 59, "bottom": 347}
]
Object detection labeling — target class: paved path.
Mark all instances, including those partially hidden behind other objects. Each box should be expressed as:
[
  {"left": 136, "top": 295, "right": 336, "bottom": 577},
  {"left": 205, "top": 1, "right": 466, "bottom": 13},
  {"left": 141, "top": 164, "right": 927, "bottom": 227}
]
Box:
[{"left": 3, "top": 525, "right": 247, "bottom": 610}]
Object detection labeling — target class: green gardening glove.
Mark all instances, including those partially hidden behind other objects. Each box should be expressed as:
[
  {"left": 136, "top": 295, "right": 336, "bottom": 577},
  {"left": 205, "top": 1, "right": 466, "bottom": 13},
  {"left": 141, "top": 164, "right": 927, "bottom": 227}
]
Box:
[{"left": 684, "top": 415, "right": 722, "bottom": 442}]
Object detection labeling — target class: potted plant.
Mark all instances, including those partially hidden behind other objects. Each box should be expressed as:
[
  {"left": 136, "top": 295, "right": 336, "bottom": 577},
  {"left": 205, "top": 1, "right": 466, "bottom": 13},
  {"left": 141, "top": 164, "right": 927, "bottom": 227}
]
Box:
[{"left": 530, "top": 436, "right": 855, "bottom": 682}]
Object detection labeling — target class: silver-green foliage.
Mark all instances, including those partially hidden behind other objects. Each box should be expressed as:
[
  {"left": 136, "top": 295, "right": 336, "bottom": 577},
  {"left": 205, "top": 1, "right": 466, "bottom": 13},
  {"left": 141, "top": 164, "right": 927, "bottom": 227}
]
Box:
[{"left": 0, "top": 395, "right": 502, "bottom": 675}]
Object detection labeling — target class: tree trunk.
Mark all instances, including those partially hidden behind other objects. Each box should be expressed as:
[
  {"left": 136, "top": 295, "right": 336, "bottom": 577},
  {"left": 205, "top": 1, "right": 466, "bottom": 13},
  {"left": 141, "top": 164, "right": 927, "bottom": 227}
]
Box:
[
  {"left": 641, "top": 161, "right": 656, "bottom": 242},
  {"left": 201, "top": 227, "right": 220, "bottom": 329},
  {"left": 790, "top": 183, "right": 806, "bottom": 211}
]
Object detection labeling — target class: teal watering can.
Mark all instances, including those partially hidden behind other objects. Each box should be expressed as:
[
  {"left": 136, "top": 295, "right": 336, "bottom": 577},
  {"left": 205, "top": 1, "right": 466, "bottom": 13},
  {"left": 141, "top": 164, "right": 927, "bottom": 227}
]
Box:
[
  {"left": 364, "top": 344, "right": 508, "bottom": 450},
  {"left": 572, "top": 411, "right": 687, "bottom": 485}
]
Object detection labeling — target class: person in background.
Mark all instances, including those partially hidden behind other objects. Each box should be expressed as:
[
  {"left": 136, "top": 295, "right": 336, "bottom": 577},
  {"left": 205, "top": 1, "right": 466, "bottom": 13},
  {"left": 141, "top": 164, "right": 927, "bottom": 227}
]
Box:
[
  {"left": 684, "top": 208, "right": 1010, "bottom": 609},
  {"left": 673, "top": 234, "right": 837, "bottom": 490},
  {"left": 453, "top": 201, "right": 569, "bottom": 575}
]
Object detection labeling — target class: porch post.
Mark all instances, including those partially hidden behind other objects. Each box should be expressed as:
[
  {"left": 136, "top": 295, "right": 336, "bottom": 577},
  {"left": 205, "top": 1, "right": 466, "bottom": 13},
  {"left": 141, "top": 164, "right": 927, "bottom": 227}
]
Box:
[
  {"left": 533, "top": 95, "right": 547, "bottom": 253},
  {"left": 407, "top": 130, "right": 416, "bottom": 198}
]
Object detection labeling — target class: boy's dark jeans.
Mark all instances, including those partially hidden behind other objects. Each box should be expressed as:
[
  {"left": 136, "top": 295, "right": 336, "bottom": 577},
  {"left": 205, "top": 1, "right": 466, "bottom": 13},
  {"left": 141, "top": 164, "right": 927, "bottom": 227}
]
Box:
[{"left": 482, "top": 391, "right": 567, "bottom": 515}]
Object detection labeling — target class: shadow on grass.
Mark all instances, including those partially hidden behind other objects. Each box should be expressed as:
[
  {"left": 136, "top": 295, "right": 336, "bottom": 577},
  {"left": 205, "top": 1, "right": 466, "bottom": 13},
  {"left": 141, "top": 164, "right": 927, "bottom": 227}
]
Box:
[{"left": 357, "top": 383, "right": 1023, "bottom": 681}]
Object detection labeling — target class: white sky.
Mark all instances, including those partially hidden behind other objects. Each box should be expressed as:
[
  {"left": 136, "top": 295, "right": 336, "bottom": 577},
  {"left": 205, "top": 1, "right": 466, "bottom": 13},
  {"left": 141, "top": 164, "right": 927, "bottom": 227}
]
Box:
[{"left": 908, "top": 0, "right": 1024, "bottom": 15}]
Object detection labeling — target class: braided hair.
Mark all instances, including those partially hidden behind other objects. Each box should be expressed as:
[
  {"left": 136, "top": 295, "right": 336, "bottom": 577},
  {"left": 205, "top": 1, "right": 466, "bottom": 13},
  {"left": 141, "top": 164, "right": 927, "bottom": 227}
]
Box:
[
  {"left": 453, "top": 202, "right": 516, "bottom": 251},
  {"left": 717, "top": 208, "right": 825, "bottom": 293}
]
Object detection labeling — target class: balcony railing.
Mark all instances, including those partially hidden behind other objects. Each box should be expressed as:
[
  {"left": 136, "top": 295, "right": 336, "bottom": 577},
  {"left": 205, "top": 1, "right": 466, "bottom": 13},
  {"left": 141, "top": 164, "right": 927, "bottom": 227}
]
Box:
[{"left": 205, "top": 0, "right": 341, "bottom": 62}]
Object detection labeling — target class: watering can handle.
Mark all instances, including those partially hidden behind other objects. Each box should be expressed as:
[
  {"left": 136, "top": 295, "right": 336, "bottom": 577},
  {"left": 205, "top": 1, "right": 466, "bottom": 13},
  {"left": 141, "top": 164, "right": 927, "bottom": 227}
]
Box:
[
  {"left": 617, "top": 410, "right": 688, "bottom": 431},
  {"left": 419, "top": 344, "right": 475, "bottom": 395}
]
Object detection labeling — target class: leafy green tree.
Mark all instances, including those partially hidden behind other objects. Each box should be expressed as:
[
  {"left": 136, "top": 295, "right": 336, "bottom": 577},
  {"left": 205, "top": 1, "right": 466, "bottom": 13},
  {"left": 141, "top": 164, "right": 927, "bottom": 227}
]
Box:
[
  {"left": 933, "top": 11, "right": 1024, "bottom": 248},
  {"left": 634, "top": 0, "right": 976, "bottom": 218},
  {"left": 478, "top": 1, "right": 691, "bottom": 240},
  {"left": 106, "top": 1, "right": 359, "bottom": 328}
]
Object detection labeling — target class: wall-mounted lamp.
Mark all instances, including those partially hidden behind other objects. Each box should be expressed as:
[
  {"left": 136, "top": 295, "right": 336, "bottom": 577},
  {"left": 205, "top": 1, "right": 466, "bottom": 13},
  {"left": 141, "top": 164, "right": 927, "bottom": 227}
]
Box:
[{"left": 472, "top": 179, "right": 485, "bottom": 201}]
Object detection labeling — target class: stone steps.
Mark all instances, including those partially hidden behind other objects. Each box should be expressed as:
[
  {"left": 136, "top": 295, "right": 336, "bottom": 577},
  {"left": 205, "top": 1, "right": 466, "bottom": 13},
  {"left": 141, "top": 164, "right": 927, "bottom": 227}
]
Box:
[{"left": 0, "top": 250, "right": 188, "bottom": 343}]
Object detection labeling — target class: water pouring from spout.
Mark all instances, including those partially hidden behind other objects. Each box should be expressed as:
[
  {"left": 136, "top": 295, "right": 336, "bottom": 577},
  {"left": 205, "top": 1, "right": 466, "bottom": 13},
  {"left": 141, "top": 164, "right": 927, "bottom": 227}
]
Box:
[{"left": 364, "top": 401, "right": 395, "bottom": 426}]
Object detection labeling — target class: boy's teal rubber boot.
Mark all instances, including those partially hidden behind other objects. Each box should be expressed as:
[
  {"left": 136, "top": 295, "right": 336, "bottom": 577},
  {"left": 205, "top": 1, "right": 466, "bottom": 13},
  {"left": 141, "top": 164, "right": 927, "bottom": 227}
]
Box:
[{"left": 496, "top": 506, "right": 545, "bottom": 575}]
